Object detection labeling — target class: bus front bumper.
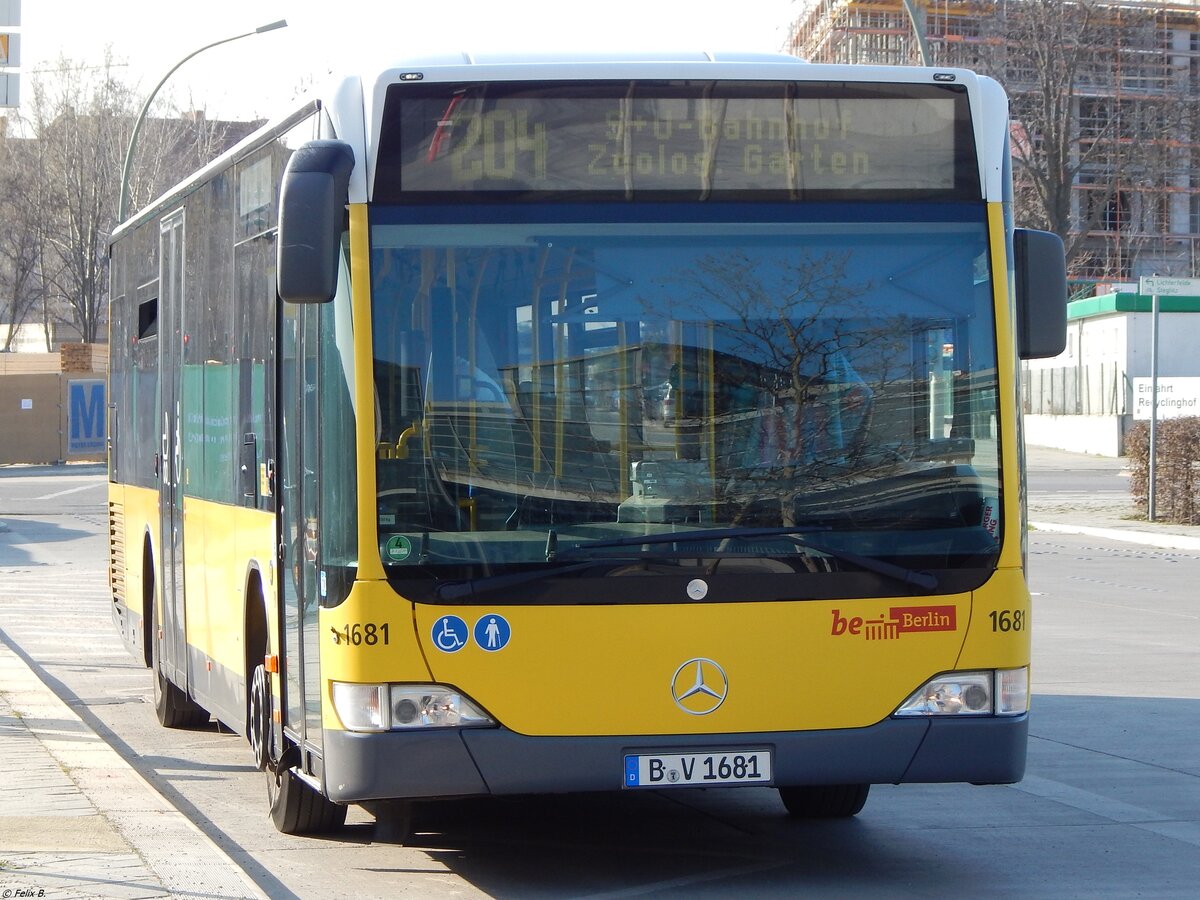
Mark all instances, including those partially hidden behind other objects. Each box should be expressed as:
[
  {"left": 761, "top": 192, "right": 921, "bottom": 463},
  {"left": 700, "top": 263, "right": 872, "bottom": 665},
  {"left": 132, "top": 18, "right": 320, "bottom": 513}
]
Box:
[{"left": 321, "top": 714, "right": 1027, "bottom": 803}]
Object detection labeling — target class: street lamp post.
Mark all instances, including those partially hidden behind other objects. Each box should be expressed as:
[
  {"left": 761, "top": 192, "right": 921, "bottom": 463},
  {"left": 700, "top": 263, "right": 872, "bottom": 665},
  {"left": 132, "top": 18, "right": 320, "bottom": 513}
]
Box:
[
  {"left": 117, "top": 19, "right": 288, "bottom": 223},
  {"left": 900, "top": 0, "right": 932, "bottom": 66}
]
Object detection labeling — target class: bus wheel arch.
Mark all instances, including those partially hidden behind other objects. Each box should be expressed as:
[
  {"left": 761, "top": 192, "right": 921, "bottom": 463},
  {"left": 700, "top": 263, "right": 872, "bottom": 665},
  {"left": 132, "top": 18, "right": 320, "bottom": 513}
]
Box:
[
  {"left": 245, "top": 571, "right": 270, "bottom": 768},
  {"left": 149, "top": 585, "right": 209, "bottom": 728},
  {"left": 143, "top": 531, "right": 208, "bottom": 728}
]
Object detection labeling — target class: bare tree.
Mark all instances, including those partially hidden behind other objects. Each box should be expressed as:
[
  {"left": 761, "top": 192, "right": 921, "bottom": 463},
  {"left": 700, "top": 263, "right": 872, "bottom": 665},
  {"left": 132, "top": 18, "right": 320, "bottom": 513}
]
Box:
[
  {"left": 124, "top": 102, "right": 253, "bottom": 217},
  {"left": 0, "top": 127, "right": 44, "bottom": 349},
  {"left": 791, "top": 0, "right": 1198, "bottom": 281},
  {"left": 25, "top": 53, "right": 137, "bottom": 344},
  {"left": 955, "top": 0, "right": 1196, "bottom": 278},
  {"left": 16, "top": 52, "right": 260, "bottom": 345}
]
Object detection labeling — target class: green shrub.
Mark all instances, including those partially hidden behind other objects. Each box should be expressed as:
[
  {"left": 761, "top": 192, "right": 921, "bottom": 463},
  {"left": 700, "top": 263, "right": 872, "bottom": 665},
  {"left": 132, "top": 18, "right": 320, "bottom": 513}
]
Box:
[{"left": 1126, "top": 417, "right": 1200, "bottom": 525}]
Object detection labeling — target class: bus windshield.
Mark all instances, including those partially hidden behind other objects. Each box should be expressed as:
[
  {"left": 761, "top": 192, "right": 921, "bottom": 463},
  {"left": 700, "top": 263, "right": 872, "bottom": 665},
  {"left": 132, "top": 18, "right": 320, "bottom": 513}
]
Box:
[{"left": 371, "top": 206, "right": 1002, "bottom": 600}]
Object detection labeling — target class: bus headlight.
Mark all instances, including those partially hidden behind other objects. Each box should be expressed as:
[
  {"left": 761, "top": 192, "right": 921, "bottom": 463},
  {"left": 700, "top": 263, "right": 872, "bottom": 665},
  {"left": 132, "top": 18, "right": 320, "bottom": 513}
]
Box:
[
  {"left": 389, "top": 685, "right": 493, "bottom": 729},
  {"left": 331, "top": 682, "right": 494, "bottom": 732},
  {"left": 893, "top": 668, "right": 1029, "bottom": 717}
]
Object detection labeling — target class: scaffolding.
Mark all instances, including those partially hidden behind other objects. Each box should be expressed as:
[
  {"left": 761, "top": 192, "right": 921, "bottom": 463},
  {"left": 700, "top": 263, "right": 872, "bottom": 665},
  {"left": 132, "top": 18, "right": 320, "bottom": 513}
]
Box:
[{"left": 786, "top": 0, "right": 1200, "bottom": 285}]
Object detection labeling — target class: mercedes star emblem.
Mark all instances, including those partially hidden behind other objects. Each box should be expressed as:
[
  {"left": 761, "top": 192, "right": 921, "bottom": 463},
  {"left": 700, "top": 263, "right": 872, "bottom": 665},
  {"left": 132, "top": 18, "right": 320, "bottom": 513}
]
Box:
[{"left": 671, "top": 658, "right": 729, "bottom": 715}]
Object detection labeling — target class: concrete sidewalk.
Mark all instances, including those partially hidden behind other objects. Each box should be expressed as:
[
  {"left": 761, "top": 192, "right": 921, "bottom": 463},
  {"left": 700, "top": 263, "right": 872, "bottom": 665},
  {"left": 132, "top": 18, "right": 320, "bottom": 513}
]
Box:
[{"left": 0, "top": 638, "right": 265, "bottom": 900}]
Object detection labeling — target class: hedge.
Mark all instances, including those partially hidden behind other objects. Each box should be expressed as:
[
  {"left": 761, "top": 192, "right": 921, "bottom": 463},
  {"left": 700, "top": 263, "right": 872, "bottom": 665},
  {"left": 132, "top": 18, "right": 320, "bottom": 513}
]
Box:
[{"left": 1126, "top": 417, "right": 1200, "bottom": 525}]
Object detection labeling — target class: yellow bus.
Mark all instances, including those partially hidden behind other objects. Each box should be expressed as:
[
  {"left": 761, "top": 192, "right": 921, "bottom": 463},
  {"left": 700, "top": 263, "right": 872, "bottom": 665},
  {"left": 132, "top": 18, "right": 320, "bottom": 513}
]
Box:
[{"left": 108, "top": 52, "right": 1067, "bottom": 834}]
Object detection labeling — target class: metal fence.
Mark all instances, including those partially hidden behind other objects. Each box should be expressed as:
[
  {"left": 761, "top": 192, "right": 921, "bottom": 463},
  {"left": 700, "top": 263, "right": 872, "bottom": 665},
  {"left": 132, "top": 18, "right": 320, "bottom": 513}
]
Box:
[{"left": 1021, "top": 364, "right": 1126, "bottom": 416}]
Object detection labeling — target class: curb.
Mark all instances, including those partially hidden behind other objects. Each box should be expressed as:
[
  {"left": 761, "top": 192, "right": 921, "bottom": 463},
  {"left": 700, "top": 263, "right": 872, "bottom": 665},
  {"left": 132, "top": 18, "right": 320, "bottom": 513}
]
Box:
[{"left": 1029, "top": 521, "right": 1200, "bottom": 552}]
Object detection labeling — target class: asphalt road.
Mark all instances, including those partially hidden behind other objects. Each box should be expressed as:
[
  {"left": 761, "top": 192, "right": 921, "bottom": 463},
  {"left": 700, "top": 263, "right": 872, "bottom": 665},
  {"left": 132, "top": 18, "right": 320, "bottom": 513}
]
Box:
[{"left": 1, "top": 466, "right": 1198, "bottom": 898}]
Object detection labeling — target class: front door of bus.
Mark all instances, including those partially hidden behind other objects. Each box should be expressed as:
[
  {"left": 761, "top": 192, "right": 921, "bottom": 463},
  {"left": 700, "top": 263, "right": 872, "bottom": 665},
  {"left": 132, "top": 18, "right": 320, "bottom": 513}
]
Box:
[
  {"left": 158, "top": 211, "right": 187, "bottom": 688},
  {"left": 278, "top": 302, "right": 322, "bottom": 753}
]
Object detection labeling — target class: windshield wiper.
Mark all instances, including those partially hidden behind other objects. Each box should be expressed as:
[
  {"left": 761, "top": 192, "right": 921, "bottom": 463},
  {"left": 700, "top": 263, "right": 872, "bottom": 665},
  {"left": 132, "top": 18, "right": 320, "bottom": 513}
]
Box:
[
  {"left": 436, "top": 525, "right": 938, "bottom": 600},
  {"left": 557, "top": 526, "right": 939, "bottom": 593}
]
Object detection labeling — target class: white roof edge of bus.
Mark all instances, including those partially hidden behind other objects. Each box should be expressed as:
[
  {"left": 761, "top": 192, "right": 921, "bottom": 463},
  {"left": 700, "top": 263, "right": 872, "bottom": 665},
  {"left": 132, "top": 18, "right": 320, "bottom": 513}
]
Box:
[
  {"left": 328, "top": 74, "right": 369, "bottom": 205},
  {"left": 378, "top": 50, "right": 807, "bottom": 67},
  {"left": 976, "top": 75, "right": 1009, "bottom": 203}
]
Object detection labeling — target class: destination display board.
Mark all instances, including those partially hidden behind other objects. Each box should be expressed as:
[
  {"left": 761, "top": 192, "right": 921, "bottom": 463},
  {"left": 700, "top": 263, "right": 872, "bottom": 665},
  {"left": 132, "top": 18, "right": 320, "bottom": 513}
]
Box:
[{"left": 376, "top": 80, "right": 978, "bottom": 202}]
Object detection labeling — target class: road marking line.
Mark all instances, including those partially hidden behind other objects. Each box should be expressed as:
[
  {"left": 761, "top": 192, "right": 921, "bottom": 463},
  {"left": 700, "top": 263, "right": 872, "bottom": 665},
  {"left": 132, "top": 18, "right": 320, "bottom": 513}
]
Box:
[
  {"left": 32, "top": 483, "right": 106, "bottom": 500},
  {"left": 1013, "top": 776, "right": 1200, "bottom": 847}
]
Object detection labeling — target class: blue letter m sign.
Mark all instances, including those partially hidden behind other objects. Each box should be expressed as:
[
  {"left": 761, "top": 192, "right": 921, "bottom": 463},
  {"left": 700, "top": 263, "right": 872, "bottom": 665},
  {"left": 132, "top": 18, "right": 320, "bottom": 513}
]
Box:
[{"left": 68, "top": 379, "right": 106, "bottom": 454}]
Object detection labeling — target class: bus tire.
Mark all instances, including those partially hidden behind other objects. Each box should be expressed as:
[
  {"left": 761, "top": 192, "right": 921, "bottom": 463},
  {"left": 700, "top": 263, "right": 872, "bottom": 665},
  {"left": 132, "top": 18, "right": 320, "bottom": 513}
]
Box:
[
  {"left": 253, "top": 659, "right": 346, "bottom": 835},
  {"left": 268, "top": 766, "right": 348, "bottom": 835},
  {"left": 778, "top": 783, "right": 869, "bottom": 818},
  {"left": 151, "top": 628, "right": 209, "bottom": 729}
]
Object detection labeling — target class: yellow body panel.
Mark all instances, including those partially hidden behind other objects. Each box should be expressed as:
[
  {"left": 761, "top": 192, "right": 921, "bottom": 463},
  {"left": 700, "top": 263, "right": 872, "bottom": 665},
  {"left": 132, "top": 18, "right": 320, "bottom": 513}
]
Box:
[
  {"left": 956, "top": 567, "right": 1031, "bottom": 670},
  {"left": 987, "top": 201, "right": 1025, "bottom": 572},
  {"left": 410, "top": 594, "right": 974, "bottom": 736},
  {"left": 349, "top": 203, "right": 386, "bottom": 584},
  {"left": 318, "top": 581, "right": 434, "bottom": 730},
  {"left": 181, "top": 497, "right": 275, "bottom": 677},
  {"left": 318, "top": 562, "right": 1031, "bottom": 738}
]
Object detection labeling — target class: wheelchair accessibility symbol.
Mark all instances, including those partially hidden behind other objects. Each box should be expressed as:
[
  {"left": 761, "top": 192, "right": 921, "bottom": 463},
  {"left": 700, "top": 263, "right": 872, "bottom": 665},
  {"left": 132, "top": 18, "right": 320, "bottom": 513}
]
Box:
[{"left": 432, "top": 615, "right": 469, "bottom": 653}]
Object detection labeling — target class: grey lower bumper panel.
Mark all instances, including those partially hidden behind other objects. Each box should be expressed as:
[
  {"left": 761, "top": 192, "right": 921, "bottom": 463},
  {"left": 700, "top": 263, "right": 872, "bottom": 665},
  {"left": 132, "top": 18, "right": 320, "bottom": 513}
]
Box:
[{"left": 323, "top": 715, "right": 1027, "bottom": 804}]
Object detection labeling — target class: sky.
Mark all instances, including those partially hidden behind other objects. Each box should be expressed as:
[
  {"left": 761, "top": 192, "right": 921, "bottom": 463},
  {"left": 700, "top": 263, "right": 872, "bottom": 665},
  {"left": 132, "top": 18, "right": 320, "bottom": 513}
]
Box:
[{"left": 14, "top": 0, "right": 800, "bottom": 120}]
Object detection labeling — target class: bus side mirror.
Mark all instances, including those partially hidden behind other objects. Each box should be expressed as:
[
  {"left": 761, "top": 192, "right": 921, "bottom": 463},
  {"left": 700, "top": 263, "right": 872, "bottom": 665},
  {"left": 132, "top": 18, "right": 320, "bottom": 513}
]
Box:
[
  {"left": 1013, "top": 228, "right": 1068, "bottom": 360},
  {"left": 277, "top": 140, "right": 355, "bottom": 304}
]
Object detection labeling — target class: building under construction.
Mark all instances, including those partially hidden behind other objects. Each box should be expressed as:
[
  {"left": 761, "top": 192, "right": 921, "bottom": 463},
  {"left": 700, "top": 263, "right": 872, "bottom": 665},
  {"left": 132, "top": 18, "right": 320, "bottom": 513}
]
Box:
[{"left": 786, "top": 0, "right": 1200, "bottom": 287}]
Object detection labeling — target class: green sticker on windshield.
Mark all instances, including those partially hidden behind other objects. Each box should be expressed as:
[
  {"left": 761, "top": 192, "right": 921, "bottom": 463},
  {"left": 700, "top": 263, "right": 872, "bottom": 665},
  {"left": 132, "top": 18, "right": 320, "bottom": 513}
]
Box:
[{"left": 384, "top": 535, "right": 413, "bottom": 562}]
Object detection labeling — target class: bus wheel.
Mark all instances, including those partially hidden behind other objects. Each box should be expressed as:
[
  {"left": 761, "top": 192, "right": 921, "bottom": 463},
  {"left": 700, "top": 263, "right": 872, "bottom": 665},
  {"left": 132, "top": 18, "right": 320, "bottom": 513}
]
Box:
[
  {"left": 151, "top": 630, "right": 209, "bottom": 728},
  {"left": 778, "top": 784, "right": 869, "bottom": 818},
  {"left": 250, "top": 663, "right": 346, "bottom": 834},
  {"left": 268, "top": 766, "right": 348, "bottom": 835},
  {"left": 248, "top": 663, "right": 270, "bottom": 771}
]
